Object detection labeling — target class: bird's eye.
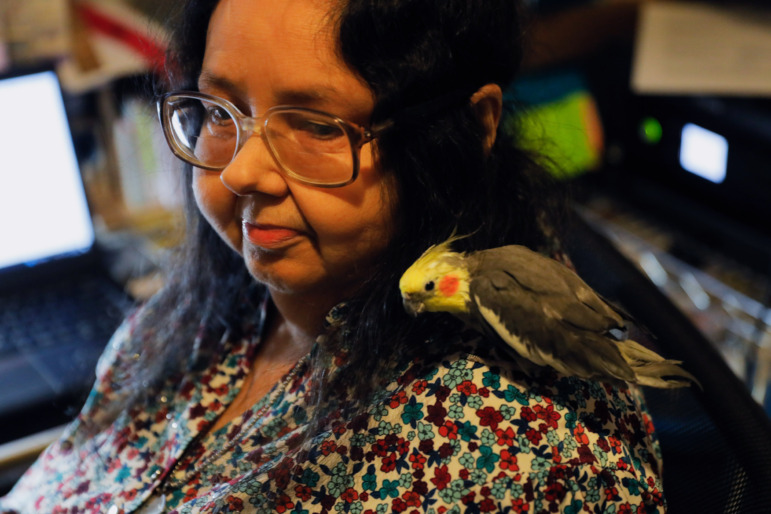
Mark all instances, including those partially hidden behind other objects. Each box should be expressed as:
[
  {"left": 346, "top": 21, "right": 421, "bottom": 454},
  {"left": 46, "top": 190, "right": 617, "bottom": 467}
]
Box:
[{"left": 425, "top": 281, "right": 435, "bottom": 291}]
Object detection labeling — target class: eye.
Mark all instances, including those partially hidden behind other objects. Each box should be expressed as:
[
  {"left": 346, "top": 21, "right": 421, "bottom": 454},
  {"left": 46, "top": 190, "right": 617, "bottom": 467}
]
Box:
[
  {"left": 298, "top": 119, "right": 344, "bottom": 140},
  {"left": 205, "top": 105, "right": 233, "bottom": 127},
  {"left": 425, "top": 281, "right": 435, "bottom": 291}
]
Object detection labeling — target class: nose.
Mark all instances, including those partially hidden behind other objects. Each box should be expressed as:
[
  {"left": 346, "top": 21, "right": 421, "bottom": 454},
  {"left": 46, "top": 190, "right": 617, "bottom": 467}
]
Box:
[{"left": 219, "top": 134, "right": 288, "bottom": 197}]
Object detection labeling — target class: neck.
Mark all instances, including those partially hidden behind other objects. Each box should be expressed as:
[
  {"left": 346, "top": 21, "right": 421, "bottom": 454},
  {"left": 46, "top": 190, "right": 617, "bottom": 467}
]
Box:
[{"left": 266, "top": 288, "right": 340, "bottom": 357}]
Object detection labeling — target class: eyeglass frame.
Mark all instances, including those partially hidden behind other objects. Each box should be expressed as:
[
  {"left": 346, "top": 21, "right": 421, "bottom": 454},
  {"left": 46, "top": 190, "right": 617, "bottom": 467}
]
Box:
[
  {"left": 157, "top": 87, "right": 476, "bottom": 188},
  {"left": 156, "top": 90, "right": 395, "bottom": 188}
]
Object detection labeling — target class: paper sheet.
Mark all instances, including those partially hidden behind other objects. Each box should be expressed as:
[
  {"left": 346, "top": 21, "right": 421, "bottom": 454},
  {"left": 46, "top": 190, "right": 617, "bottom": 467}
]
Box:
[{"left": 631, "top": 2, "right": 771, "bottom": 96}]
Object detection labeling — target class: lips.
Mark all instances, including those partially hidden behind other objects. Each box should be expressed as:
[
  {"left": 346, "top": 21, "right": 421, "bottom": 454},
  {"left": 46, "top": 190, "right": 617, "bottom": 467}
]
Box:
[{"left": 243, "top": 221, "right": 301, "bottom": 248}]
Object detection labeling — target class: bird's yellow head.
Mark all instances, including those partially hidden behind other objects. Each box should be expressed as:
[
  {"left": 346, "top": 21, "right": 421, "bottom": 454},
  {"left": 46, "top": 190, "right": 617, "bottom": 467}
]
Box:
[{"left": 399, "top": 237, "right": 471, "bottom": 316}]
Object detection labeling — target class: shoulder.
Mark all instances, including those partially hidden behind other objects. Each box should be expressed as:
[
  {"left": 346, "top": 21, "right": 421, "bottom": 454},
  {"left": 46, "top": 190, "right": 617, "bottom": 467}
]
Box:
[{"left": 341, "top": 336, "right": 667, "bottom": 512}]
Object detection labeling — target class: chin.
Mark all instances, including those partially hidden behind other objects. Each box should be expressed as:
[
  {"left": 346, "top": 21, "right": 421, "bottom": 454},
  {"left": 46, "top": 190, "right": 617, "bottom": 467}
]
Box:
[{"left": 245, "top": 257, "right": 319, "bottom": 294}]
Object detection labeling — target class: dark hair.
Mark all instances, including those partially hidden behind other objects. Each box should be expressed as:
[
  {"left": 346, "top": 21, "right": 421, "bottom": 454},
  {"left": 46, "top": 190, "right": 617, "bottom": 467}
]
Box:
[
  {"left": 328, "top": 0, "right": 564, "bottom": 396},
  {"left": 116, "top": 0, "right": 563, "bottom": 430}
]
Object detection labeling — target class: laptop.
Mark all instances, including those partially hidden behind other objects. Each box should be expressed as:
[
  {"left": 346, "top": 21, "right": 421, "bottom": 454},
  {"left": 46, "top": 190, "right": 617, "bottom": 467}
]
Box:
[{"left": 0, "top": 69, "right": 133, "bottom": 445}]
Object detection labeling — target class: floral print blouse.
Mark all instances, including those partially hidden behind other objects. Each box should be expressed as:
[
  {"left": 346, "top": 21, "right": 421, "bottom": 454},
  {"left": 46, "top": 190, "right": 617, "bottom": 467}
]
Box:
[{"left": 0, "top": 299, "right": 666, "bottom": 513}]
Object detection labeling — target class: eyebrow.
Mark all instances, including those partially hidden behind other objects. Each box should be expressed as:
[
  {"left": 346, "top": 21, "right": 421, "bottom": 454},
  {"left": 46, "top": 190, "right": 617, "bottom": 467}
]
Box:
[
  {"left": 275, "top": 89, "right": 333, "bottom": 107},
  {"left": 197, "top": 71, "right": 342, "bottom": 108},
  {"left": 197, "top": 71, "right": 242, "bottom": 96}
]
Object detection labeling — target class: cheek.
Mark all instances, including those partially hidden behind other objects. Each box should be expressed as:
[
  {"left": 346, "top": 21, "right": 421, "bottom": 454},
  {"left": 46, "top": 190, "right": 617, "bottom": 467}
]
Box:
[
  {"left": 308, "top": 198, "right": 392, "bottom": 249},
  {"left": 193, "top": 171, "right": 242, "bottom": 251},
  {"left": 192, "top": 172, "right": 219, "bottom": 221},
  {"left": 439, "top": 275, "right": 460, "bottom": 297},
  {"left": 295, "top": 179, "right": 395, "bottom": 261}
]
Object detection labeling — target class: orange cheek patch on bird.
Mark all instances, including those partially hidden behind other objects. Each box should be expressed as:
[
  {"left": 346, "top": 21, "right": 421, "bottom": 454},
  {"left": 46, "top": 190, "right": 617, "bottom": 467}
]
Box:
[{"left": 439, "top": 275, "right": 460, "bottom": 297}]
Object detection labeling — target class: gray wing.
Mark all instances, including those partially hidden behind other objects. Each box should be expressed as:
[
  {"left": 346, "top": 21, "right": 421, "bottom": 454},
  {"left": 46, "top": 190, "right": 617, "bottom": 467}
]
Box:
[
  {"left": 469, "top": 246, "right": 627, "bottom": 334},
  {"left": 467, "top": 246, "right": 635, "bottom": 381}
]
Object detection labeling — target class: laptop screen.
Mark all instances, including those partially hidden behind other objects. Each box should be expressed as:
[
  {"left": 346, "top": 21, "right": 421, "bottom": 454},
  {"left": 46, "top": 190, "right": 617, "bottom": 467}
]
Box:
[{"left": 0, "top": 70, "right": 95, "bottom": 271}]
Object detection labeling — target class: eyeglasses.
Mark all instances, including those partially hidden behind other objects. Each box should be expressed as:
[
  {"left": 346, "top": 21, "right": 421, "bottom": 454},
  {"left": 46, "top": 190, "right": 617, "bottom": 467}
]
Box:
[{"left": 157, "top": 91, "right": 391, "bottom": 188}]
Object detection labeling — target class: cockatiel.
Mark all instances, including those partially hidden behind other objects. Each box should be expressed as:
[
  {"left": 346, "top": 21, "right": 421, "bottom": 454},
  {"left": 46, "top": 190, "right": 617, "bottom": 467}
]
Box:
[{"left": 399, "top": 238, "right": 699, "bottom": 389}]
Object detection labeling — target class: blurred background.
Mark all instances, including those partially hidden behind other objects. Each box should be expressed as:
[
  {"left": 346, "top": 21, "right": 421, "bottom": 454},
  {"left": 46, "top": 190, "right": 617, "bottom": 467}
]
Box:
[
  {"left": 509, "top": 0, "right": 771, "bottom": 415},
  {"left": 0, "top": 0, "right": 770, "bottom": 499}
]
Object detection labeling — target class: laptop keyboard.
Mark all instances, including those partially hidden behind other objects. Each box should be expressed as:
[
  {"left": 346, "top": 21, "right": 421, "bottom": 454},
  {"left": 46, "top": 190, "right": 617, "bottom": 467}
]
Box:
[{"left": 0, "top": 274, "right": 130, "bottom": 359}]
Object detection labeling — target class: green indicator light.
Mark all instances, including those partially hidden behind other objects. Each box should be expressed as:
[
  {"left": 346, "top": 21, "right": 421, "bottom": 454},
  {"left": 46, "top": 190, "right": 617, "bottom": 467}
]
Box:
[{"left": 640, "top": 117, "right": 663, "bottom": 144}]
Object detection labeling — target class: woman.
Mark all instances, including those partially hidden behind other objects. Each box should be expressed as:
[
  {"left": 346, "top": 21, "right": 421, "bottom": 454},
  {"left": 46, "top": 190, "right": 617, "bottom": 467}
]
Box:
[{"left": 0, "top": 0, "right": 666, "bottom": 512}]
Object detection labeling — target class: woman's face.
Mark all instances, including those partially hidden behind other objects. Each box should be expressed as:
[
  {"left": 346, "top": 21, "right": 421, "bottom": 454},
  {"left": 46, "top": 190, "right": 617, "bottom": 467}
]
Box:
[{"left": 194, "top": 0, "right": 395, "bottom": 305}]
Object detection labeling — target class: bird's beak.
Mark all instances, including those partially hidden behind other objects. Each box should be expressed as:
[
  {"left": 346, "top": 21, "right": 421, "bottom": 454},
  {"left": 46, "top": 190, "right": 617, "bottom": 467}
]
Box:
[{"left": 402, "top": 294, "right": 425, "bottom": 317}]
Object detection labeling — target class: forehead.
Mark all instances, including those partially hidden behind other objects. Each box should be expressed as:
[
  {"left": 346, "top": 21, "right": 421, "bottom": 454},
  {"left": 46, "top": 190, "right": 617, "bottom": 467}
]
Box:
[
  {"left": 207, "top": 0, "right": 333, "bottom": 49},
  {"left": 202, "top": 0, "right": 369, "bottom": 110}
]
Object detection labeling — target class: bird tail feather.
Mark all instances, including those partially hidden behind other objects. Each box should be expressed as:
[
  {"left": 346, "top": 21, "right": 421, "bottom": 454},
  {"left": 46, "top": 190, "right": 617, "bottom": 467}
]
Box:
[
  {"left": 617, "top": 339, "right": 666, "bottom": 363},
  {"left": 618, "top": 339, "right": 702, "bottom": 389}
]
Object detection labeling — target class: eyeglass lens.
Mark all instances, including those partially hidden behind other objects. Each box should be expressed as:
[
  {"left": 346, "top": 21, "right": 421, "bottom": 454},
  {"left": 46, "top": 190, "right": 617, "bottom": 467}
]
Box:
[{"left": 165, "top": 95, "right": 357, "bottom": 185}]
